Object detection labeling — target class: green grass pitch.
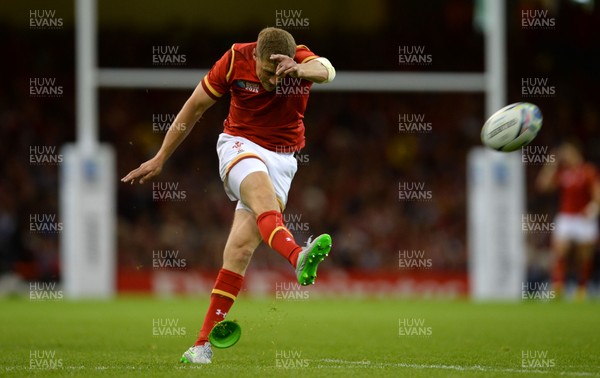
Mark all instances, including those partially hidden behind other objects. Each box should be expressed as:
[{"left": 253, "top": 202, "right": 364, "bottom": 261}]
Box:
[{"left": 1, "top": 296, "right": 599, "bottom": 377}]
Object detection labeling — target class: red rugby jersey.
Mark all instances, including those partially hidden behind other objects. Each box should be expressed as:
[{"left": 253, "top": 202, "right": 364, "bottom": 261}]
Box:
[
  {"left": 555, "top": 163, "right": 599, "bottom": 214},
  {"left": 201, "top": 42, "right": 319, "bottom": 152}
]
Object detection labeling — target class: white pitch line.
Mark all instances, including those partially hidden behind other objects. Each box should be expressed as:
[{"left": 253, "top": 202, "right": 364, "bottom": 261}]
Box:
[
  {"left": 315, "top": 358, "right": 600, "bottom": 376},
  {"left": 5, "top": 361, "right": 598, "bottom": 376}
]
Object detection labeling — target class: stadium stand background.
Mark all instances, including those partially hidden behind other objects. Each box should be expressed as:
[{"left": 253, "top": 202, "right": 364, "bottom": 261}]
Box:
[{"left": 1, "top": 0, "right": 599, "bottom": 292}]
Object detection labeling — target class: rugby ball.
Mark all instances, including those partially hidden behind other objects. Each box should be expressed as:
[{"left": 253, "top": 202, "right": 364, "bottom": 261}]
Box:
[{"left": 481, "top": 102, "right": 543, "bottom": 152}]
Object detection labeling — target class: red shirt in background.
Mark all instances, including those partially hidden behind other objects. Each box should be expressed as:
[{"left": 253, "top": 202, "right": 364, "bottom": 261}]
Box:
[
  {"left": 201, "top": 42, "right": 319, "bottom": 152},
  {"left": 556, "top": 163, "right": 599, "bottom": 214}
]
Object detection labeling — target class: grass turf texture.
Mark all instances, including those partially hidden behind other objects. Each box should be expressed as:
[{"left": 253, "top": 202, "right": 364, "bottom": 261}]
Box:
[{"left": 1, "top": 297, "right": 599, "bottom": 377}]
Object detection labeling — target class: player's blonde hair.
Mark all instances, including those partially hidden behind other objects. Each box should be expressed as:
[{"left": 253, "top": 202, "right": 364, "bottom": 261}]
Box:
[{"left": 256, "top": 27, "right": 296, "bottom": 61}]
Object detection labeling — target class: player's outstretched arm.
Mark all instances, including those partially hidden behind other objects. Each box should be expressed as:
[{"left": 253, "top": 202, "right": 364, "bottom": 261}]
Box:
[
  {"left": 271, "top": 54, "right": 335, "bottom": 84},
  {"left": 121, "top": 83, "right": 216, "bottom": 184}
]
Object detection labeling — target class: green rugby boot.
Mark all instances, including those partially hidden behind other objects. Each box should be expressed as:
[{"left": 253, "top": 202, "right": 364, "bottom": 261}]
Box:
[{"left": 295, "top": 234, "right": 332, "bottom": 286}]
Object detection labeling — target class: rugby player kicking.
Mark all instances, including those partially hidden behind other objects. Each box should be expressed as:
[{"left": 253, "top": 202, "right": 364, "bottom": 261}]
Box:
[{"left": 122, "top": 27, "right": 336, "bottom": 363}]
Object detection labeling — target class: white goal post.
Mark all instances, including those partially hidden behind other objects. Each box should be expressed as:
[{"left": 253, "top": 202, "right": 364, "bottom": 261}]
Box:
[
  {"left": 96, "top": 69, "right": 486, "bottom": 92},
  {"left": 61, "top": 0, "right": 523, "bottom": 299}
]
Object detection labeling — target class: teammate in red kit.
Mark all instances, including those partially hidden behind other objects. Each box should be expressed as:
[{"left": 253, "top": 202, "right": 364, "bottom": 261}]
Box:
[
  {"left": 121, "top": 27, "right": 336, "bottom": 363},
  {"left": 536, "top": 140, "right": 600, "bottom": 299}
]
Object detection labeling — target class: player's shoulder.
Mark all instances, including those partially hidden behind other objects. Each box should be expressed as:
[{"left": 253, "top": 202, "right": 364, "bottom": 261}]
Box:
[
  {"left": 231, "top": 42, "right": 256, "bottom": 57},
  {"left": 221, "top": 42, "right": 255, "bottom": 70},
  {"left": 294, "top": 44, "right": 319, "bottom": 63},
  {"left": 296, "top": 44, "right": 311, "bottom": 52}
]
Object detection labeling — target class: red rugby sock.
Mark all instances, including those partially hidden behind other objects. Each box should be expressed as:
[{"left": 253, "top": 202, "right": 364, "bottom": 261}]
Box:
[
  {"left": 256, "top": 210, "right": 302, "bottom": 267},
  {"left": 195, "top": 268, "right": 244, "bottom": 346}
]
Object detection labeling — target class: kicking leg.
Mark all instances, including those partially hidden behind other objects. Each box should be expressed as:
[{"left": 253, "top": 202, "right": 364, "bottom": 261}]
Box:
[
  {"left": 240, "top": 170, "right": 332, "bottom": 285},
  {"left": 240, "top": 171, "right": 303, "bottom": 265}
]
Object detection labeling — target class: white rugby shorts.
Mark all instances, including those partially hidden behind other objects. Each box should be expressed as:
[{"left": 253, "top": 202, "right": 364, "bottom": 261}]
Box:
[
  {"left": 554, "top": 213, "right": 599, "bottom": 244},
  {"left": 216, "top": 133, "right": 298, "bottom": 212}
]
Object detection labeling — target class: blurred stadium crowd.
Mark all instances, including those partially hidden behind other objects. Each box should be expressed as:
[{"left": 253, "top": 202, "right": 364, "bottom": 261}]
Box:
[{"left": 1, "top": 0, "right": 599, "bottom": 287}]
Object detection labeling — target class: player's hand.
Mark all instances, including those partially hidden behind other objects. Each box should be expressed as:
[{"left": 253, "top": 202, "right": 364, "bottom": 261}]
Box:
[
  {"left": 121, "top": 157, "right": 164, "bottom": 184},
  {"left": 583, "top": 202, "right": 599, "bottom": 219},
  {"left": 270, "top": 54, "right": 301, "bottom": 78}
]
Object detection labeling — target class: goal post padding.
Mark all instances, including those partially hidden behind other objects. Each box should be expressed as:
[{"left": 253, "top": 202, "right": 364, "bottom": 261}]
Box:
[{"left": 59, "top": 144, "right": 116, "bottom": 298}]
